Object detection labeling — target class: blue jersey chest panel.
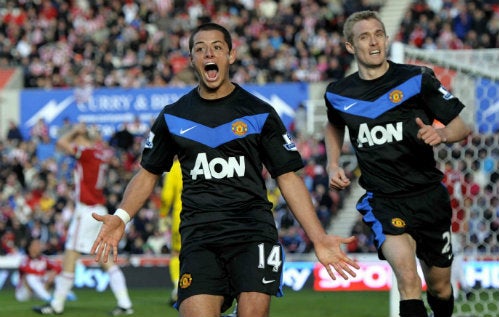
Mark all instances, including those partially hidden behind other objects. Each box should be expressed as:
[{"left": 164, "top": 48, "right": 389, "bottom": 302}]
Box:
[
  {"left": 164, "top": 113, "right": 269, "bottom": 148},
  {"left": 326, "top": 74, "right": 422, "bottom": 119}
]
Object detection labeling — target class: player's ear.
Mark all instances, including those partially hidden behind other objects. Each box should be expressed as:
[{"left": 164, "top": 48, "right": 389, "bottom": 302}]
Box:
[
  {"left": 345, "top": 42, "right": 354, "bottom": 54},
  {"left": 229, "top": 48, "right": 237, "bottom": 65}
]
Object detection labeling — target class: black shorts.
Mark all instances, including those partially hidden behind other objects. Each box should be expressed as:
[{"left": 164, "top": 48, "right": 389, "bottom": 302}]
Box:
[
  {"left": 356, "top": 183, "right": 453, "bottom": 268},
  {"left": 175, "top": 240, "right": 284, "bottom": 312}
]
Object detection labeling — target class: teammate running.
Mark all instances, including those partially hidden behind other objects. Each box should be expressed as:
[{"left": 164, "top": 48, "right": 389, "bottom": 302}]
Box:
[{"left": 324, "top": 10, "right": 471, "bottom": 317}]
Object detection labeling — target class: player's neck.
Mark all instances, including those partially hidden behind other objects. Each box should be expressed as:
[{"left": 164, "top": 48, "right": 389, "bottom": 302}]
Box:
[
  {"left": 197, "top": 82, "right": 235, "bottom": 100},
  {"left": 358, "top": 60, "right": 390, "bottom": 81}
]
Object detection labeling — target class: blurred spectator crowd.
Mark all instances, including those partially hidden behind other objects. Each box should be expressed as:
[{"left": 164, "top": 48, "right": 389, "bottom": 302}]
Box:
[
  {"left": 0, "top": 0, "right": 384, "bottom": 89},
  {"left": 397, "top": 0, "right": 499, "bottom": 50}
]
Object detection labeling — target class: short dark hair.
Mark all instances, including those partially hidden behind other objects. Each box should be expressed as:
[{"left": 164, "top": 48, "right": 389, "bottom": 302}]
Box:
[{"left": 188, "top": 22, "right": 232, "bottom": 52}]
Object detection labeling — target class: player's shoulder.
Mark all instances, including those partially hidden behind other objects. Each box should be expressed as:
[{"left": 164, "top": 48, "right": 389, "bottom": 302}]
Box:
[
  {"left": 234, "top": 84, "right": 273, "bottom": 109},
  {"left": 325, "top": 72, "right": 359, "bottom": 94},
  {"left": 163, "top": 88, "right": 198, "bottom": 112},
  {"left": 393, "top": 61, "right": 435, "bottom": 78}
]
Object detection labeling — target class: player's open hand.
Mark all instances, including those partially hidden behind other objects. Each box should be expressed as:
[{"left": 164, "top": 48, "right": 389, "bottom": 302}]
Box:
[
  {"left": 90, "top": 213, "right": 125, "bottom": 263},
  {"left": 314, "top": 234, "right": 359, "bottom": 280}
]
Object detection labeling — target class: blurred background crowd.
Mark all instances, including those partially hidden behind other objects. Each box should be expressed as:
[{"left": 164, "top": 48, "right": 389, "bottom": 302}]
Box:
[{"left": 1, "top": 0, "right": 499, "bottom": 258}]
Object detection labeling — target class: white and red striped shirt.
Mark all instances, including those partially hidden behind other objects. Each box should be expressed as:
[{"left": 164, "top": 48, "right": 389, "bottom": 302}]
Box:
[
  {"left": 19, "top": 255, "right": 61, "bottom": 277},
  {"left": 73, "top": 144, "right": 112, "bottom": 206}
]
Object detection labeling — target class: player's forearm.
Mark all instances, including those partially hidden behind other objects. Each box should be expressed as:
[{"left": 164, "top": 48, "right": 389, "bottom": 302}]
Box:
[
  {"left": 118, "top": 167, "right": 161, "bottom": 219},
  {"left": 276, "top": 172, "right": 328, "bottom": 242},
  {"left": 324, "top": 123, "right": 345, "bottom": 171},
  {"left": 439, "top": 116, "right": 471, "bottom": 143},
  {"left": 56, "top": 126, "right": 80, "bottom": 153}
]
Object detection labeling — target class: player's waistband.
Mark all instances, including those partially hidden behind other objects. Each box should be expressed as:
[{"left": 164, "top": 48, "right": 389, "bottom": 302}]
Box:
[{"left": 369, "top": 182, "right": 443, "bottom": 198}]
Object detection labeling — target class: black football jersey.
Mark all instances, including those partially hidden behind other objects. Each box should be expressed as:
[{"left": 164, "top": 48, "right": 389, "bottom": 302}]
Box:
[
  {"left": 141, "top": 84, "right": 304, "bottom": 243},
  {"left": 325, "top": 61, "right": 465, "bottom": 195}
]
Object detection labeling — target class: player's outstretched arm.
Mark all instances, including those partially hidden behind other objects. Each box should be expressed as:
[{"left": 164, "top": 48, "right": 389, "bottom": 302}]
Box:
[
  {"left": 276, "top": 172, "right": 359, "bottom": 280},
  {"left": 91, "top": 167, "right": 161, "bottom": 263}
]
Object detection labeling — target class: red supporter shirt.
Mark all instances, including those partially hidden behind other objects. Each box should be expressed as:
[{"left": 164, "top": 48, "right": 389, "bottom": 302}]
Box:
[
  {"left": 19, "top": 255, "right": 61, "bottom": 277},
  {"left": 74, "top": 144, "right": 111, "bottom": 206}
]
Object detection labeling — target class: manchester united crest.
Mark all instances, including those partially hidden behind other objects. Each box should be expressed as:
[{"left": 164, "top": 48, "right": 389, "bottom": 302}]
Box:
[
  {"left": 179, "top": 273, "right": 192, "bottom": 289},
  {"left": 391, "top": 217, "right": 406, "bottom": 228},
  {"left": 231, "top": 120, "right": 248, "bottom": 136},
  {"left": 389, "top": 89, "right": 404, "bottom": 104}
]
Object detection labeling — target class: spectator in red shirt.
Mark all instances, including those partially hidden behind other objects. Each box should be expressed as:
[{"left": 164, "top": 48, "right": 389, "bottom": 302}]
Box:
[{"left": 16, "top": 238, "right": 61, "bottom": 302}]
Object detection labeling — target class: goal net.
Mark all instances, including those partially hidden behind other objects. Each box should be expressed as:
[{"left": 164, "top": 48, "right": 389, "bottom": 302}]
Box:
[{"left": 396, "top": 43, "right": 499, "bottom": 317}]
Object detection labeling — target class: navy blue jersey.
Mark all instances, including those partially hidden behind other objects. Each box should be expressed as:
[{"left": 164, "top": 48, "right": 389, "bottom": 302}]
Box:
[
  {"left": 325, "top": 61, "right": 465, "bottom": 195},
  {"left": 141, "top": 84, "right": 304, "bottom": 244}
]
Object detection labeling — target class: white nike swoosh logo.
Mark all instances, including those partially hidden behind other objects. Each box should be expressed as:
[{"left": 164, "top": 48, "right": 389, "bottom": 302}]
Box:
[
  {"left": 344, "top": 102, "right": 357, "bottom": 110},
  {"left": 262, "top": 278, "right": 275, "bottom": 284},
  {"left": 180, "top": 126, "right": 197, "bottom": 134}
]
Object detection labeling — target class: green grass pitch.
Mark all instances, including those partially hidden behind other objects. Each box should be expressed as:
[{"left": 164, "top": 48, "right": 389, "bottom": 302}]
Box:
[{"left": 1, "top": 287, "right": 389, "bottom": 317}]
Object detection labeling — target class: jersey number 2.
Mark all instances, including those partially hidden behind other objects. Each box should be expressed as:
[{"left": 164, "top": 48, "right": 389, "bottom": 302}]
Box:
[{"left": 441, "top": 231, "right": 452, "bottom": 259}]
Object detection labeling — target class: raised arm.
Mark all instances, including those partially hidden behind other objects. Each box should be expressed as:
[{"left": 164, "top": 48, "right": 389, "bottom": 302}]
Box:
[{"left": 56, "top": 123, "right": 87, "bottom": 155}]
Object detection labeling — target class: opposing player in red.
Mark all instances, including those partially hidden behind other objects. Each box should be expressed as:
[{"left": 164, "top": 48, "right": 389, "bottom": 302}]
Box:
[
  {"left": 16, "top": 238, "right": 62, "bottom": 303},
  {"left": 33, "top": 123, "right": 133, "bottom": 316}
]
